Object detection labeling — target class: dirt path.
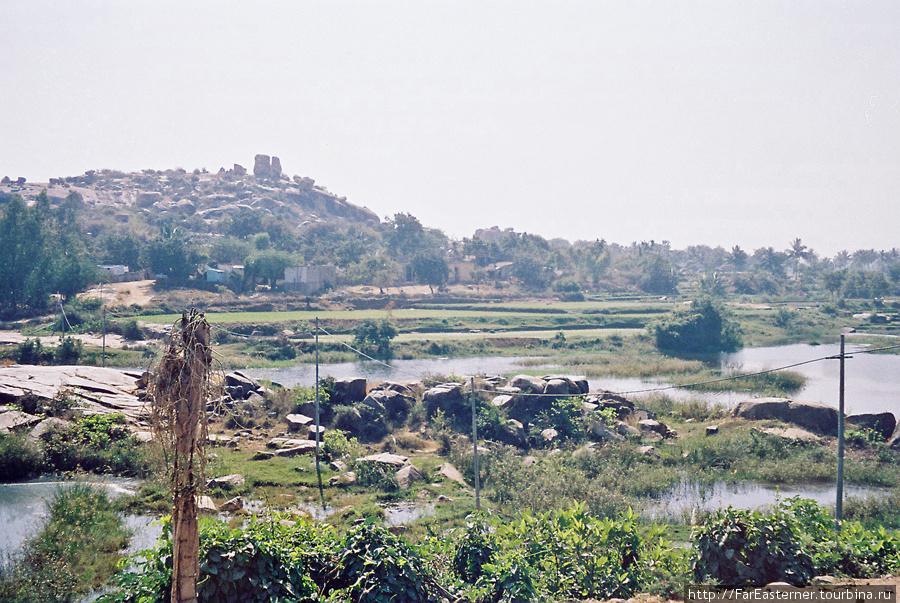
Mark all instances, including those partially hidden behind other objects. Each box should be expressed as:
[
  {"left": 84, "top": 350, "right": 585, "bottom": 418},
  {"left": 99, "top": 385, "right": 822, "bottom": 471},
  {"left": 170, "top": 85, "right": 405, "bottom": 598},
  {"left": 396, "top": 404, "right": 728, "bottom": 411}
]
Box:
[{"left": 80, "top": 279, "right": 157, "bottom": 307}]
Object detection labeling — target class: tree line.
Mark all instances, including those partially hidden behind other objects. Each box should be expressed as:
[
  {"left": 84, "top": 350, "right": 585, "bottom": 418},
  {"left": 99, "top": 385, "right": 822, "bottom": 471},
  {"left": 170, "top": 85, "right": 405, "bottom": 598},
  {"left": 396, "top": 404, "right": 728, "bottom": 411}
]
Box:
[{"left": 3, "top": 187, "right": 900, "bottom": 318}]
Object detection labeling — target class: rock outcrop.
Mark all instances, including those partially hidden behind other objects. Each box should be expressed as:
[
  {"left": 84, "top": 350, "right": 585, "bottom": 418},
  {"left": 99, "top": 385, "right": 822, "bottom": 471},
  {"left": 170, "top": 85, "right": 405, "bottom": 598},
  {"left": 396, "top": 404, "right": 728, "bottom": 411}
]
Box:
[
  {"left": 732, "top": 398, "right": 839, "bottom": 436},
  {"left": 0, "top": 365, "right": 148, "bottom": 429}
]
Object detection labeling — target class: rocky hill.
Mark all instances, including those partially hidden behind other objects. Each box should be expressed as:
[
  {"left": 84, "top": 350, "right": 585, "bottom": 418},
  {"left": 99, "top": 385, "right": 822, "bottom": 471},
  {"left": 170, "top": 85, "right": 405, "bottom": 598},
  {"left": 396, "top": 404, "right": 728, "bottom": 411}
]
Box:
[{"left": 0, "top": 153, "right": 380, "bottom": 230}]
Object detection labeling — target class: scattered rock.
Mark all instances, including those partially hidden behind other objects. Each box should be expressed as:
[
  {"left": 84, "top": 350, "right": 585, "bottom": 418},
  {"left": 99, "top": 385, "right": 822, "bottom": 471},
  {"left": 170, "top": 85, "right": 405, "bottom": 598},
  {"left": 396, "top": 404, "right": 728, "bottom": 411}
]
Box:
[
  {"left": 638, "top": 419, "right": 672, "bottom": 438},
  {"left": 732, "top": 398, "right": 838, "bottom": 436},
  {"left": 333, "top": 378, "right": 367, "bottom": 403},
  {"left": 275, "top": 441, "right": 318, "bottom": 457},
  {"left": 0, "top": 410, "right": 43, "bottom": 434},
  {"left": 588, "top": 420, "right": 625, "bottom": 443},
  {"left": 615, "top": 421, "right": 642, "bottom": 437},
  {"left": 395, "top": 464, "right": 423, "bottom": 489},
  {"left": 251, "top": 450, "right": 275, "bottom": 461},
  {"left": 761, "top": 426, "right": 820, "bottom": 442},
  {"left": 500, "top": 419, "right": 527, "bottom": 448},
  {"left": 285, "top": 413, "right": 313, "bottom": 431},
  {"left": 220, "top": 496, "right": 244, "bottom": 512},
  {"left": 329, "top": 460, "right": 347, "bottom": 472},
  {"left": 307, "top": 425, "right": 326, "bottom": 440},
  {"left": 224, "top": 371, "right": 262, "bottom": 400},
  {"left": 435, "top": 495, "right": 453, "bottom": 504},
  {"left": 357, "top": 452, "right": 409, "bottom": 467},
  {"left": 541, "top": 427, "right": 559, "bottom": 443},
  {"left": 27, "top": 417, "right": 71, "bottom": 442},
  {"left": 197, "top": 495, "right": 217, "bottom": 514},
  {"left": 846, "top": 412, "right": 896, "bottom": 441},
  {"left": 423, "top": 383, "right": 466, "bottom": 417},
  {"left": 509, "top": 375, "right": 545, "bottom": 394},
  {"left": 207, "top": 474, "right": 245, "bottom": 489},
  {"left": 706, "top": 425, "right": 719, "bottom": 436},
  {"left": 438, "top": 462, "right": 467, "bottom": 486},
  {"left": 637, "top": 445, "right": 661, "bottom": 460},
  {"left": 328, "top": 471, "right": 357, "bottom": 486}
]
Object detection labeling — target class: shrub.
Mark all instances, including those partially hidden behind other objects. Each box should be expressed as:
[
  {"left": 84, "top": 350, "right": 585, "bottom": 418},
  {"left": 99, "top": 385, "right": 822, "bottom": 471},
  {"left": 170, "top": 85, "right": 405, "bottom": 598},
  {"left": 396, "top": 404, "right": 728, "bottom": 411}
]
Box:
[
  {"left": 333, "top": 523, "right": 434, "bottom": 603},
  {"left": 453, "top": 516, "right": 495, "bottom": 583},
  {"left": 15, "top": 338, "right": 47, "bottom": 365},
  {"left": 101, "top": 518, "right": 320, "bottom": 603},
  {"left": 651, "top": 297, "right": 742, "bottom": 354},
  {"left": 54, "top": 335, "right": 83, "bottom": 365},
  {"left": 1, "top": 484, "right": 128, "bottom": 602},
  {"left": 0, "top": 434, "right": 43, "bottom": 481}
]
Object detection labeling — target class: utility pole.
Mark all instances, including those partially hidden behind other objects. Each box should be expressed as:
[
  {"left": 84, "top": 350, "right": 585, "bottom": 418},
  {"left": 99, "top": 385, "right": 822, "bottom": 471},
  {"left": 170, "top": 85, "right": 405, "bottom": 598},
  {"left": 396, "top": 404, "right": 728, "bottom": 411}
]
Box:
[
  {"left": 836, "top": 333, "right": 846, "bottom": 528},
  {"left": 471, "top": 377, "right": 480, "bottom": 510},
  {"left": 101, "top": 282, "right": 106, "bottom": 367},
  {"left": 153, "top": 310, "right": 211, "bottom": 603},
  {"left": 315, "top": 317, "right": 325, "bottom": 510}
]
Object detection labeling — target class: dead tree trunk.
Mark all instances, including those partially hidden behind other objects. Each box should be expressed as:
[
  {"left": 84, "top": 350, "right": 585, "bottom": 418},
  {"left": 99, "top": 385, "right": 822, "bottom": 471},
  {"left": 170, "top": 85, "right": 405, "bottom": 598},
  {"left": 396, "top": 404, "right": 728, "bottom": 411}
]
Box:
[{"left": 152, "top": 310, "right": 211, "bottom": 603}]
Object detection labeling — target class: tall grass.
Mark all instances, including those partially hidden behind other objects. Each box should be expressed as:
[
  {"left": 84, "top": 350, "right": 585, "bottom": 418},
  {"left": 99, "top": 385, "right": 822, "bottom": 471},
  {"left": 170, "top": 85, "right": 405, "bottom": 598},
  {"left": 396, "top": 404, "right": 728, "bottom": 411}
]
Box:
[{"left": 0, "top": 484, "right": 129, "bottom": 602}]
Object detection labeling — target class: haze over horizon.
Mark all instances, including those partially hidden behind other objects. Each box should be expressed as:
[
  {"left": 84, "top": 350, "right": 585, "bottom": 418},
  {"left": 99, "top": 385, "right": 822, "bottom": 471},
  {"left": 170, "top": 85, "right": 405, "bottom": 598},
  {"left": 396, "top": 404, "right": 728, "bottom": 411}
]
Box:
[{"left": 2, "top": 1, "right": 898, "bottom": 256}]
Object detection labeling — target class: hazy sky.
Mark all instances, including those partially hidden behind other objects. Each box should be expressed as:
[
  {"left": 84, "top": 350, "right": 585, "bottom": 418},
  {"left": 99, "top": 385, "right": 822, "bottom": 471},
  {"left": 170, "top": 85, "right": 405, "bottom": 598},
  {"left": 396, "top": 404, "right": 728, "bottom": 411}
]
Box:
[{"left": 2, "top": 1, "right": 898, "bottom": 255}]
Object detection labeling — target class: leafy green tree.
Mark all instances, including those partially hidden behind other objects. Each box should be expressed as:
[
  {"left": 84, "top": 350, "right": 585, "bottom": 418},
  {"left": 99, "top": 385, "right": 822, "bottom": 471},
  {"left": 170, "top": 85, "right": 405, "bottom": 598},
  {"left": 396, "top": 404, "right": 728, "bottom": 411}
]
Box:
[
  {"left": 651, "top": 297, "right": 742, "bottom": 354},
  {"left": 352, "top": 319, "right": 398, "bottom": 358},
  {"left": 209, "top": 237, "right": 251, "bottom": 265},
  {"left": 97, "top": 231, "right": 145, "bottom": 269},
  {"left": 640, "top": 254, "right": 678, "bottom": 295},
  {"left": 144, "top": 226, "right": 200, "bottom": 281},
  {"left": 410, "top": 252, "right": 449, "bottom": 293},
  {"left": 245, "top": 250, "right": 294, "bottom": 288},
  {"left": 0, "top": 195, "right": 53, "bottom": 314}
]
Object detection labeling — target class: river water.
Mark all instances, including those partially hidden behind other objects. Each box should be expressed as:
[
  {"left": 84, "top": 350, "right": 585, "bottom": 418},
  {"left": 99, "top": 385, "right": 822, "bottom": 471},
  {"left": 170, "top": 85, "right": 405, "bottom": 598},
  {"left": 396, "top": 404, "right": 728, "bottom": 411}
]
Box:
[{"left": 247, "top": 343, "right": 899, "bottom": 414}]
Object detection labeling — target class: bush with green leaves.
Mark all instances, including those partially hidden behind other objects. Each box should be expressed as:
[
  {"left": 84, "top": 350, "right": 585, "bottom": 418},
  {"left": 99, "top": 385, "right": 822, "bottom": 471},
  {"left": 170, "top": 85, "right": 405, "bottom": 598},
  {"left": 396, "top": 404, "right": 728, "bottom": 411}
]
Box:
[
  {"left": 692, "top": 503, "right": 815, "bottom": 586},
  {"left": 693, "top": 498, "right": 900, "bottom": 586},
  {"left": 1, "top": 484, "right": 128, "bottom": 602},
  {"left": 479, "top": 503, "right": 686, "bottom": 601},
  {"left": 42, "top": 413, "right": 144, "bottom": 475},
  {"left": 651, "top": 296, "right": 742, "bottom": 354},
  {"left": 453, "top": 515, "right": 495, "bottom": 584},
  {"left": 352, "top": 318, "right": 398, "bottom": 359},
  {"left": 101, "top": 517, "right": 320, "bottom": 603},
  {"left": 529, "top": 397, "right": 587, "bottom": 446},
  {"left": 332, "top": 523, "right": 435, "bottom": 603},
  {"left": 0, "top": 433, "right": 43, "bottom": 481}
]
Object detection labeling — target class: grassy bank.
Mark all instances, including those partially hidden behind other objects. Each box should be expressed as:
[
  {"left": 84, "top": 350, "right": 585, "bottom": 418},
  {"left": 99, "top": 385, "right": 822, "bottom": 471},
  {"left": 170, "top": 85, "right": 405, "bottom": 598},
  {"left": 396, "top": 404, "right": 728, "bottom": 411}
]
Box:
[{"left": 0, "top": 484, "right": 129, "bottom": 602}]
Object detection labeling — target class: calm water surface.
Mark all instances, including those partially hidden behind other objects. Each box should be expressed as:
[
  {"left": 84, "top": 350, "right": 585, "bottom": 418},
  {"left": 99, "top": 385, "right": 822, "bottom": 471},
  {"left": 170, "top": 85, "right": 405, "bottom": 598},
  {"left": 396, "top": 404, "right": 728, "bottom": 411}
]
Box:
[{"left": 248, "top": 342, "right": 900, "bottom": 414}]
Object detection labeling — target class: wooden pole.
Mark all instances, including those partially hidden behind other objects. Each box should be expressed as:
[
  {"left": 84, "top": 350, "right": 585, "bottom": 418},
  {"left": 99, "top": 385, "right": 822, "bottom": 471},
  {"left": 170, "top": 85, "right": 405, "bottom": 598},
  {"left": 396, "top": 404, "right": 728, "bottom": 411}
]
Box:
[
  {"left": 315, "top": 317, "right": 325, "bottom": 509},
  {"left": 154, "top": 310, "right": 210, "bottom": 603},
  {"left": 471, "top": 377, "right": 480, "bottom": 511},
  {"left": 836, "top": 333, "right": 845, "bottom": 528}
]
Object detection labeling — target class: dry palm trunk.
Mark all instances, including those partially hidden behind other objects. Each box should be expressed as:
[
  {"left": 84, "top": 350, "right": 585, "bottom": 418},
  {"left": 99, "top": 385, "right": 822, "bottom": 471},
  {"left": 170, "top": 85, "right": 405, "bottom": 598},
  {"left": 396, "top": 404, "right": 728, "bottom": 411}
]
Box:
[{"left": 151, "top": 310, "right": 211, "bottom": 603}]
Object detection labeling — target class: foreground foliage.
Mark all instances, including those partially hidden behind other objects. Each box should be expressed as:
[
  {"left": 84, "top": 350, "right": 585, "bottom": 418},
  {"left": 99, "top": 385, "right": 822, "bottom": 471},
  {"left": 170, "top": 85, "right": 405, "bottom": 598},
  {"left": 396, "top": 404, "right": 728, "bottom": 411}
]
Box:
[
  {"left": 0, "top": 484, "right": 129, "bottom": 603},
  {"left": 693, "top": 497, "right": 900, "bottom": 586}
]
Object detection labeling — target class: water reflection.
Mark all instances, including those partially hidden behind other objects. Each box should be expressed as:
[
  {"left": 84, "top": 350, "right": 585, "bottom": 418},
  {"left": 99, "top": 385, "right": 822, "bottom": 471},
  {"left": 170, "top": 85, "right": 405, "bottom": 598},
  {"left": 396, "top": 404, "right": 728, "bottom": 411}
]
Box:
[{"left": 646, "top": 480, "right": 891, "bottom": 520}]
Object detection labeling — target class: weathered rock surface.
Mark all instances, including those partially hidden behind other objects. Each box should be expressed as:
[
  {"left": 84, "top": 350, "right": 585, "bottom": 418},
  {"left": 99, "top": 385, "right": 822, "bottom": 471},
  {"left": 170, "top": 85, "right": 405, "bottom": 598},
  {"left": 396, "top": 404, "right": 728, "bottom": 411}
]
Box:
[
  {"left": 27, "top": 417, "right": 71, "bottom": 441},
  {"left": 0, "top": 365, "right": 147, "bottom": 429},
  {"left": 423, "top": 383, "right": 466, "bottom": 417},
  {"left": 0, "top": 409, "right": 42, "bottom": 434},
  {"left": 846, "top": 412, "right": 896, "bottom": 441},
  {"left": 732, "top": 398, "right": 838, "bottom": 436},
  {"left": 285, "top": 413, "right": 314, "bottom": 431},
  {"left": 395, "top": 464, "right": 423, "bottom": 489},
  {"left": 438, "top": 462, "right": 468, "bottom": 486},
  {"left": 207, "top": 474, "right": 245, "bottom": 489},
  {"left": 220, "top": 496, "right": 244, "bottom": 512},
  {"left": 333, "top": 378, "right": 367, "bottom": 403},
  {"left": 357, "top": 452, "right": 409, "bottom": 467}
]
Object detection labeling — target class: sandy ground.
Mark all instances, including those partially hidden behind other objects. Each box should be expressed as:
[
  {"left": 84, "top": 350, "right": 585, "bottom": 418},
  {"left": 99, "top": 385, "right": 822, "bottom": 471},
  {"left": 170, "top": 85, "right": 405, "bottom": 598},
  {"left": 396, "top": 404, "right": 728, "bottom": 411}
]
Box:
[
  {"left": 0, "top": 330, "right": 129, "bottom": 349},
  {"left": 80, "top": 279, "right": 157, "bottom": 306}
]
